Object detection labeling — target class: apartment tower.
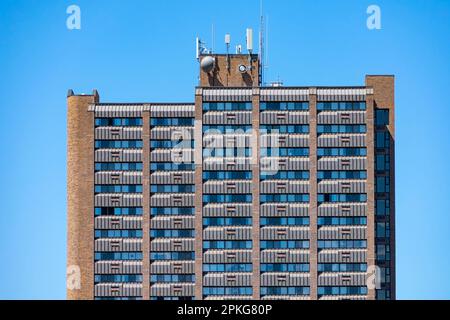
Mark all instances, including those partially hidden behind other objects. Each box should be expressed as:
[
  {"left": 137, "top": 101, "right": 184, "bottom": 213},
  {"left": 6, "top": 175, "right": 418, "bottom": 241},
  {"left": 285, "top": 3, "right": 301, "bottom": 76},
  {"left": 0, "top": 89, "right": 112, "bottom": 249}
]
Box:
[{"left": 67, "top": 51, "right": 395, "bottom": 300}]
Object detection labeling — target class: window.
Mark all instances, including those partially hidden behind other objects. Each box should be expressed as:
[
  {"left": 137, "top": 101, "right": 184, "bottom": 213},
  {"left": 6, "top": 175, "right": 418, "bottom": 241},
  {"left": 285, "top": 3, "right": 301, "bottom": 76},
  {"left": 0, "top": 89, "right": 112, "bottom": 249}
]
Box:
[
  {"left": 151, "top": 185, "right": 195, "bottom": 193},
  {"left": 203, "top": 241, "right": 252, "bottom": 249},
  {"left": 262, "top": 148, "right": 309, "bottom": 157},
  {"left": 95, "top": 274, "right": 142, "bottom": 283},
  {"left": 317, "top": 124, "right": 366, "bottom": 134},
  {"left": 317, "top": 148, "right": 366, "bottom": 157},
  {"left": 318, "top": 194, "right": 367, "bottom": 203},
  {"left": 203, "top": 217, "right": 252, "bottom": 226},
  {"left": 203, "top": 287, "right": 252, "bottom": 296},
  {"left": 376, "top": 131, "right": 390, "bottom": 149},
  {"left": 95, "top": 230, "right": 143, "bottom": 238},
  {"left": 318, "top": 263, "right": 367, "bottom": 272},
  {"left": 95, "top": 252, "right": 143, "bottom": 260},
  {"left": 203, "top": 102, "right": 252, "bottom": 111},
  {"left": 318, "top": 217, "right": 367, "bottom": 226},
  {"left": 318, "top": 286, "right": 367, "bottom": 296},
  {"left": 151, "top": 140, "right": 194, "bottom": 149},
  {"left": 95, "top": 207, "right": 143, "bottom": 216},
  {"left": 260, "top": 194, "right": 309, "bottom": 203},
  {"left": 203, "top": 171, "right": 252, "bottom": 180},
  {"left": 95, "top": 162, "right": 143, "bottom": 171},
  {"left": 203, "top": 194, "right": 252, "bottom": 203},
  {"left": 260, "top": 102, "right": 309, "bottom": 111},
  {"left": 261, "top": 264, "right": 309, "bottom": 272},
  {"left": 375, "top": 109, "right": 389, "bottom": 126},
  {"left": 95, "top": 185, "right": 142, "bottom": 193},
  {"left": 318, "top": 240, "right": 367, "bottom": 249},
  {"left": 150, "top": 274, "right": 195, "bottom": 282},
  {"left": 151, "top": 162, "right": 195, "bottom": 171},
  {"left": 150, "top": 229, "right": 194, "bottom": 238},
  {"left": 150, "top": 118, "right": 194, "bottom": 126},
  {"left": 376, "top": 176, "right": 390, "bottom": 193},
  {"left": 261, "top": 171, "right": 309, "bottom": 180},
  {"left": 317, "top": 102, "right": 366, "bottom": 111},
  {"left": 317, "top": 171, "right": 366, "bottom": 180},
  {"left": 95, "top": 140, "right": 143, "bottom": 149},
  {"left": 151, "top": 207, "right": 194, "bottom": 216},
  {"left": 261, "top": 287, "right": 310, "bottom": 295},
  {"left": 260, "top": 240, "right": 309, "bottom": 249},
  {"left": 95, "top": 118, "right": 142, "bottom": 127},
  {"left": 260, "top": 217, "right": 309, "bottom": 226},
  {"left": 203, "top": 264, "right": 252, "bottom": 272},
  {"left": 150, "top": 251, "right": 194, "bottom": 261}
]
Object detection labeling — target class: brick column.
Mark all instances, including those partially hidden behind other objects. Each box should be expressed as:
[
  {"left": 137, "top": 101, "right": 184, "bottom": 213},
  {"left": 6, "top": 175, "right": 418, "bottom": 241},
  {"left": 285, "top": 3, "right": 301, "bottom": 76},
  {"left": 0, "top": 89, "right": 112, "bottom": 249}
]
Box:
[
  {"left": 365, "top": 93, "right": 376, "bottom": 300},
  {"left": 67, "top": 91, "right": 98, "bottom": 300},
  {"left": 142, "top": 107, "right": 151, "bottom": 300},
  {"left": 194, "top": 90, "right": 204, "bottom": 300},
  {"left": 251, "top": 88, "right": 261, "bottom": 299},
  {"left": 308, "top": 89, "right": 318, "bottom": 300}
]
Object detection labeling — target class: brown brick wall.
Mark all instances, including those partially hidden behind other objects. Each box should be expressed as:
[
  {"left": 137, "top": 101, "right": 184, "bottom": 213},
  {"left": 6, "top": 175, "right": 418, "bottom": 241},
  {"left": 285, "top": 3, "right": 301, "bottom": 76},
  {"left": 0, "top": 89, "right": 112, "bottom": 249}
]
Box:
[
  {"left": 199, "top": 54, "right": 260, "bottom": 87},
  {"left": 308, "top": 89, "right": 318, "bottom": 300},
  {"left": 67, "top": 93, "right": 98, "bottom": 300}
]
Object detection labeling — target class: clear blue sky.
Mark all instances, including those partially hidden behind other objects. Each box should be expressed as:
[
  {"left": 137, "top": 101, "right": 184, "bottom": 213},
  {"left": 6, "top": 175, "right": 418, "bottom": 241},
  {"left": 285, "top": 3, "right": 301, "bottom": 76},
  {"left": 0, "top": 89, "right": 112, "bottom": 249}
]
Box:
[{"left": 0, "top": 0, "right": 449, "bottom": 299}]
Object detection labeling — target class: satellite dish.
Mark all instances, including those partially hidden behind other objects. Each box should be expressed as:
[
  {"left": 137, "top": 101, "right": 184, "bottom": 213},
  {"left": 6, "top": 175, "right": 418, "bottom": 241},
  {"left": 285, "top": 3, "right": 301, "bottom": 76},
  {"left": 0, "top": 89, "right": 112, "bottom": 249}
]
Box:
[{"left": 200, "top": 56, "right": 215, "bottom": 73}]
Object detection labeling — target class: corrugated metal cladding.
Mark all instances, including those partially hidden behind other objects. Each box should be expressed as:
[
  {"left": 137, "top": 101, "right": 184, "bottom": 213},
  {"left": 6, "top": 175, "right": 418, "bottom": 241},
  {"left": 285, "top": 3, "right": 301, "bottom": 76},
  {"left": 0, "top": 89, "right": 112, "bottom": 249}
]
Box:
[
  {"left": 150, "top": 105, "right": 194, "bottom": 118},
  {"left": 150, "top": 283, "right": 195, "bottom": 297},
  {"left": 89, "top": 104, "right": 195, "bottom": 117},
  {"left": 203, "top": 111, "right": 252, "bottom": 125},
  {"left": 151, "top": 171, "right": 194, "bottom": 184},
  {"left": 150, "top": 149, "right": 193, "bottom": 163},
  {"left": 203, "top": 226, "right": 252, "bottom": 240},
  {"left": 260, "top": 134, "right": 309, "bottom": 148},
  {"left": 261, "top": 180, "right": 310, "bottom": 194},
  {"left": 203, "top": 250, "right": 252, "bottom": 263},
  {"left": 202, "top": 89, "right": 253, "bottom": 101},
  {"left": 150, "top": 261, "right": 194, "bottom": 274},
  {"left": 317, "top": 111, "right": 366, "bottom": 124},
  {"left": 260, "top": 157, "right": 310, "bottom": 171},
  {"left": 317, "top": 226, "right": 367, "bottom": 240},
  {"left": 318, "top": 180, "right": 367, "bottom": 193},
  {"left": 205, "top": 295, "right": 253, "bottom": 300},
  {"left": 261, "top": 295, "right": 310, "bottom": 300},
  {"left": 151, "top": 127, "right": 194, "bottom": 140},
  {"left": 319, "top": 295, "right": 367, "bottom": 301},
  {"left": 203, "top": 204, "right": 252, "bottom": 217},
  {"left": 318, "top": 249, "right": 367, "bottom": 263},
  {"left": 95, "top": 149, "right": 142, "bottom": 162},
  {"left": 94, "top": 216, "right": 142, "bottom": 229},
  {"left": 150, "top": 193, "right": 194, "bottom": 207},
  {"left": 260, "top": 111, "right": 309, "bottom": 124},
  {"left": 94, "top": 194, "right": 142, "bottom": 207},
  {"left": 318, "top": 203, "right": 367, "bottom": 217},
  {"left": 95, "top": 172, "right": 142, "bottom": 185},
  {"left": 203, "top": 157, "right": 252, "bottom": 171},
  {"left": 203, "top": 134, "right": 252, "bottom": 148},
  {"left": 260, "top": 89, "right": 310, "bottom": 102},
  {"left": 150, "top": 238, "right": 194, "bottom": 251},
  {"left": 318, "top": 273, "right": 367, "bottom": 286},
  {"left": 151, "top": 216, "right": 194, "bottom": 229},
  {"left": 318, "top": 157, "right": 367, "bottom": 170},
  {"left": 260, "top": 203, "right": 309, "bottom": 217},
  {"left": 203, "top": 180, "right": 252, "bottom": 194},
  {"left": 260, "top": 227, "right": 310, "bottom": 240},
  {"left": 260, "top": 249, "right": 309, "bottom": 263},
  {"left": 317, "top": 88, "right": 369, "bottom": 102},
  {"left": 95, "top": 127, "right": 142, "bottom": 140},
  {"left": 317, "top": 134, "right": 366, "bottom": 148},
  {"left": 203, "top": 273, "right": 252, "bottom": 286},
  {"left": 94, "top": 261, "right": 142, "bottom": 274},
  {"left": 94, "top": 239, "right": 142, "bottom": 252},
  {"left": 94, "top": 283, "right": 142, "bottom": 297},
  {"left": 260, "top": 273, "right": 310, "bottom": 286}
]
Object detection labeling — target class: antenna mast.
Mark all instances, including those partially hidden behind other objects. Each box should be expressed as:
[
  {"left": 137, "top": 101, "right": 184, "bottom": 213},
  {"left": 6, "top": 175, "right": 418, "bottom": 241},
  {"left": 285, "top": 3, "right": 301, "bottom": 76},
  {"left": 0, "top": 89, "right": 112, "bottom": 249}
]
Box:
[{"left": 259, "top": 0, "right": 265, "bottom": 85}]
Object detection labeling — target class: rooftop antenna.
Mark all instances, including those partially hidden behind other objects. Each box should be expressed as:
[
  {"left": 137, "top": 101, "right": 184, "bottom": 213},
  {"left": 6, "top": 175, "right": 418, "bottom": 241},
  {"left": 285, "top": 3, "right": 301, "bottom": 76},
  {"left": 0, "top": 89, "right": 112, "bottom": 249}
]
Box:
[
  {"left": 246, "top": 28, "right": 253, "bottom": 66},
  {"left": 211, "top": 24, "right": 215, "bottom": 54},
  {"left": 225, "top": 33, "right": 231, "bottom": 71},
  {"left": 196, "top": 37, "right": 210, "bottom": 60},
  {"left": 259, "top": 0, "right": 265, "bottom": 85}
]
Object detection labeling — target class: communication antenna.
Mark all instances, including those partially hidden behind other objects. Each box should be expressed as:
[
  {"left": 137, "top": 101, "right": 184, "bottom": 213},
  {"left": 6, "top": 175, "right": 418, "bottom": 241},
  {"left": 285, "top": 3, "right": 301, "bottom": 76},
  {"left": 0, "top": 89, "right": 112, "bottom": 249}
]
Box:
[
  {"left": 236, "top": 45, "right": 242, "bottom": 54},
  {"left": 211, "top": 24, "right": 215, "bottom": 53},
  {"left": 246, "top": 28, "right": 253, "bottom": 54},
  {"left": 259, "top": 0, "right": 265, "bottom": 85},
  {"left": 196, "top": 37, "right": 210, "bottom": 60},
  {"left": 225, "top": 33, "right": 231, "bottom": 71}
]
